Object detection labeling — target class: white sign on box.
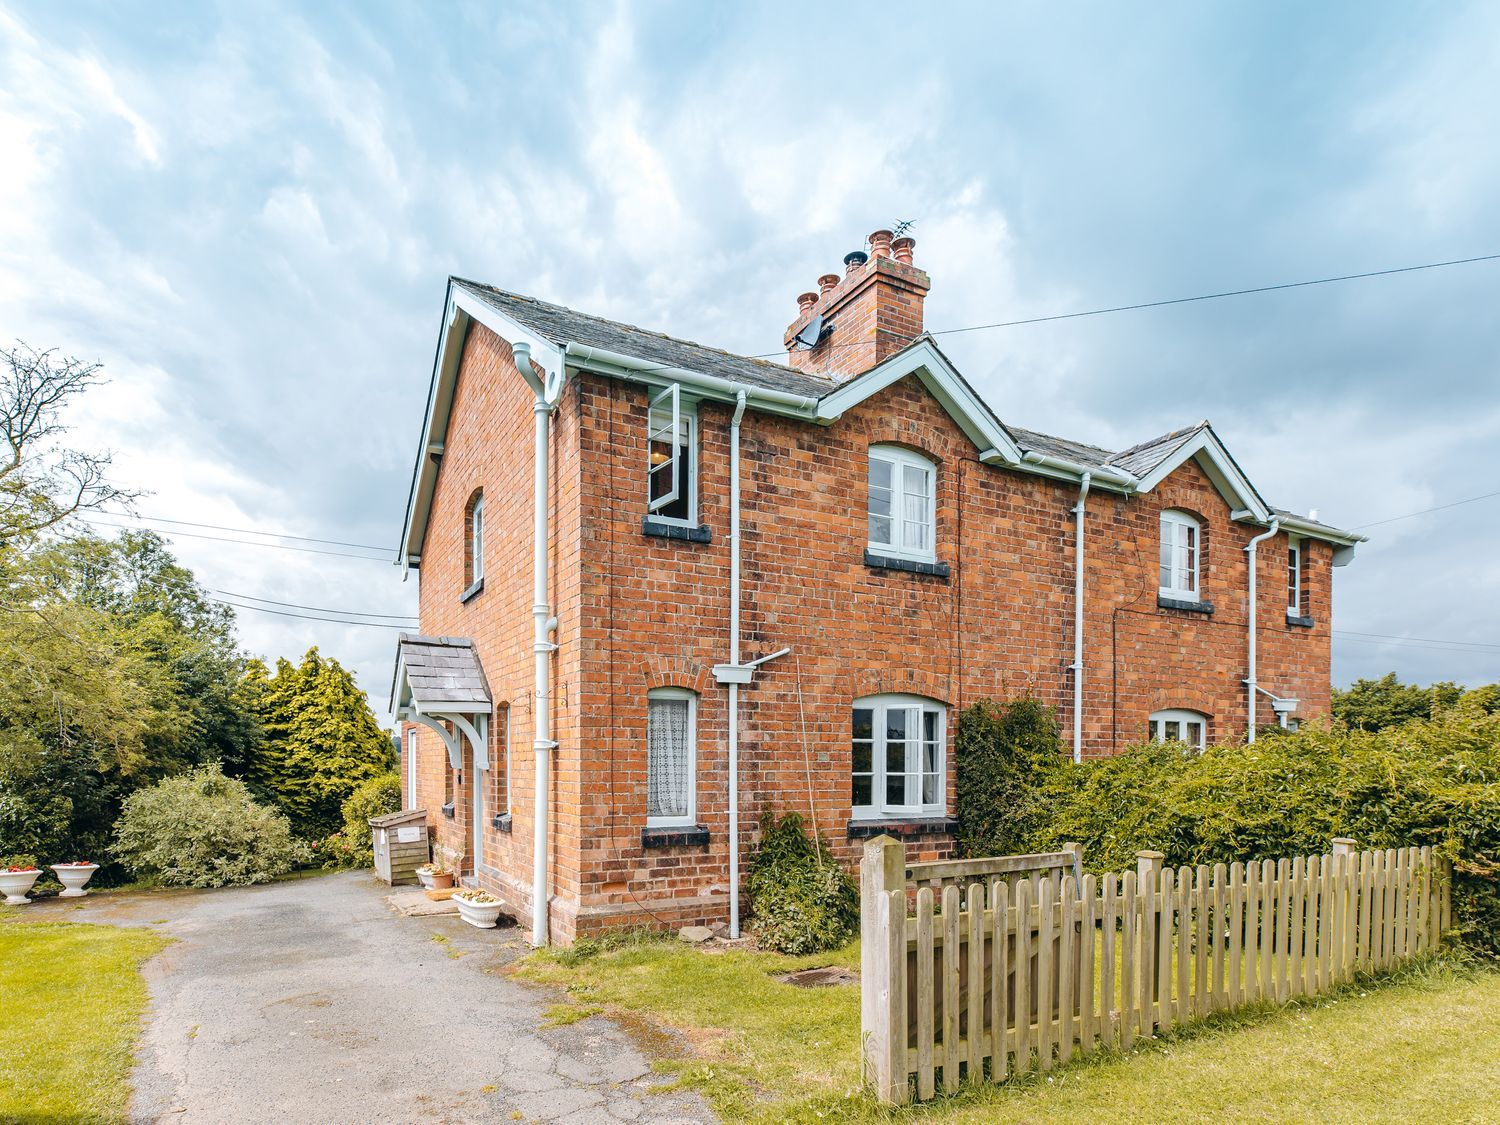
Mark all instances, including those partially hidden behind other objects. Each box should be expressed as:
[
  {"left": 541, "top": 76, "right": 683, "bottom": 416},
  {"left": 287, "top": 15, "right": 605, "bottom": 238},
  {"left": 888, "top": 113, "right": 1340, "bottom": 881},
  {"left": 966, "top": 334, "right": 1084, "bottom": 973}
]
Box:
[{"left": 396, "top": 826, "right": 422, "bottom": 843}]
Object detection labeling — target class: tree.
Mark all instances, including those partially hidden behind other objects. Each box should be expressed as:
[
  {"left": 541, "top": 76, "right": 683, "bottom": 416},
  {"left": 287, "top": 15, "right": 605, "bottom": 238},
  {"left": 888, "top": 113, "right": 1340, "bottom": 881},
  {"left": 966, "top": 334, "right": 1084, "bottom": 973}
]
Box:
[
  {"left": 243, "top": 649, "right": 395, "bottom": 837},
  {"left": 0, "top": 342, "right": 136, "bottom": 548},
  {"left": 1332, "top": 673, "right": 1465, "bottom": 731}
]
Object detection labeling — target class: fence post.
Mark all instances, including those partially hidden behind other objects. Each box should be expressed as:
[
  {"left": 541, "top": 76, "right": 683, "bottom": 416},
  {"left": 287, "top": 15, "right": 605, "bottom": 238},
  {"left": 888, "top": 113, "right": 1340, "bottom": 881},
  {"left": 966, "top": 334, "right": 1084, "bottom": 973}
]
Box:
[
  {"left": 861, "top": 835, "right": 906, "bottom": 1096},
  {"left": 1330, "top": 838, "right": 1355, "bottom": 984},
  {"left": 1137, "top": 850, "right": 1164, "bottom": 1027}
]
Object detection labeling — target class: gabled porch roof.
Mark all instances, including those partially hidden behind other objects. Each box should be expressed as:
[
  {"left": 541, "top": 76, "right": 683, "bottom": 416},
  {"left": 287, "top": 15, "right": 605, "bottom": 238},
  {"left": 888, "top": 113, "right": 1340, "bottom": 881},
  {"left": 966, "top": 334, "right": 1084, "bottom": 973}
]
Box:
[{"left": 390, "top": 634, "right": 493, "bottom": 769}]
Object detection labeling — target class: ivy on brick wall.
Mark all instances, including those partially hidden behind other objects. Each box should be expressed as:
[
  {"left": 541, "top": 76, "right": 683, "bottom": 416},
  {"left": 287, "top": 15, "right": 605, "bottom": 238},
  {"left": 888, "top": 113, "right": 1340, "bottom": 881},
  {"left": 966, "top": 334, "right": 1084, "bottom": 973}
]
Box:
[{"left": 953, "top": 698, "right": 1066, "bottom": 860}]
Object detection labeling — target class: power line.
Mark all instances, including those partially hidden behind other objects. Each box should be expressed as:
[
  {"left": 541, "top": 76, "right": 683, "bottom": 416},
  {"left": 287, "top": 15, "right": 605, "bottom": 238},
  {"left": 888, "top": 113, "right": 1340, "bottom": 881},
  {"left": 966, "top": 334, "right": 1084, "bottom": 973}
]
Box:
[
  {"left": 75, "top": 517, "right": 390, "bottom": 562},
  {"left": 1335, "top": 629, "right": 1500, "bottom": 651},
  {"left": 211, "top": 596, "right": 411, "bottom": 630},
  {"left": 214, "top": 589, "right": 417, "bottom": 621},
  {"left": 1349, "top": 489, "right": 1500, "bottom": 531},
  {"left": 102, "top": 510, "right": 387, "bottom": 552}
]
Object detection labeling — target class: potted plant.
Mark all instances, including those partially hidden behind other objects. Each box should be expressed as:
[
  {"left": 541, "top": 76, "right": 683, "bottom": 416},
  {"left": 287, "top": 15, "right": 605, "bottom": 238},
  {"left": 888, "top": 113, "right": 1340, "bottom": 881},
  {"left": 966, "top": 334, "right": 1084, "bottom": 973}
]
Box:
[
  {"left": 414, "top": 863, "right": 437, "bottom": 889},
  {"left": 452, "top": 887, "right": 505, "bottom": 929},
  {"left": 0, "top": 859, "right": 42, "bottom": 905},
  {"left": 50, "top": 860, "right": 100, "bottom": 898},
  {"left": 429, "top": 863, "right": 455, "bottom": 890}
]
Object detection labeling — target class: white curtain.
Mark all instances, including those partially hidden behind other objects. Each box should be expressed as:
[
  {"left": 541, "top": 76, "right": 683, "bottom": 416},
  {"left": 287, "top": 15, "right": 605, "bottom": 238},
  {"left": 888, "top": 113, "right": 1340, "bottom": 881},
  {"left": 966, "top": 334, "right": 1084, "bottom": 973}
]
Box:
[{"left": 648, "top": 697, "right": 691, "bottom": 819}]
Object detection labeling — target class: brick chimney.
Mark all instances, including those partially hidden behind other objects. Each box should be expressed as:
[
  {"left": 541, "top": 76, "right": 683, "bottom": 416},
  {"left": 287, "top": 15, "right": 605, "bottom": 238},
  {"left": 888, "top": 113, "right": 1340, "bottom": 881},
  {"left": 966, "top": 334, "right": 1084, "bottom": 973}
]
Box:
[{"left": 783, "top": 230, "right": 931, "bottom": 379}]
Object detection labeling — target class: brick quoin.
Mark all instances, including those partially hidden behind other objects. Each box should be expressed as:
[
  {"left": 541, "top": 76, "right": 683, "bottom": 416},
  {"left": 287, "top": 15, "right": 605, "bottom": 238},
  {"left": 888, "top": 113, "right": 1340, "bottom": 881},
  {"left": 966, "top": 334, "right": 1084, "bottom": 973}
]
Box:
[{"left": 401, "top": 239, "right": 1343, "bottom": 944}]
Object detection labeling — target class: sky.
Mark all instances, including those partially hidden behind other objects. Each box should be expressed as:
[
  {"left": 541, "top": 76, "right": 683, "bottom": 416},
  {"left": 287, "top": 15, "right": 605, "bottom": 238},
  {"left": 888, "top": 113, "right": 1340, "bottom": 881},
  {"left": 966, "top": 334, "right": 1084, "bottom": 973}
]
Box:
[{"left": 3, "top": 0, "right": 1499, "bottom": 718}]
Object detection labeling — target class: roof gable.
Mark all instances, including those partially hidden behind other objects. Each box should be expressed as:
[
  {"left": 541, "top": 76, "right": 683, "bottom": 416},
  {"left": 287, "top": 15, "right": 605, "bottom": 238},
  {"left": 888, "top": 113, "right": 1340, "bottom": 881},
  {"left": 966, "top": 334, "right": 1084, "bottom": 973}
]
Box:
[{"left": 1126, "top": 424, "right": 1271, "bottom": 521}]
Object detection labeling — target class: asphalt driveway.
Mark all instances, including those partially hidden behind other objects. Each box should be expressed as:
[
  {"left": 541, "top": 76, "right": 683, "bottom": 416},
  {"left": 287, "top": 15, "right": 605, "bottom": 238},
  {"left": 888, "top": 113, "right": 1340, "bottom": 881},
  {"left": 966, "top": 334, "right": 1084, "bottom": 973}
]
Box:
[{"left": 44, "top": 871, "right": 710, "bottom": 1124}]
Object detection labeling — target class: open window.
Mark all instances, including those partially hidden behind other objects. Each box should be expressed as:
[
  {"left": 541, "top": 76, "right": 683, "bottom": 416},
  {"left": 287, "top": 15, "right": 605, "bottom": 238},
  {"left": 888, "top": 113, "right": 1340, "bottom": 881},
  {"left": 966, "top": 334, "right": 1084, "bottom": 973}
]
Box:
[
  {"left": 647, "top": 384, "right": 695, "bottom": 524},
  {"left": 851, "top": 694, "right": 946, "bottom": 820},
  {"left": 1159, "top": 510, "right": 1200, "bottom": 600},
  {"left": 646, "top": 688, "right": 697, "bottom": 827},
  {"left": 867, "top": 445, "right": 936, "bottom": 562},
  {"left": 1149, "top": 708, "right": 1208, "bottom": 751}
]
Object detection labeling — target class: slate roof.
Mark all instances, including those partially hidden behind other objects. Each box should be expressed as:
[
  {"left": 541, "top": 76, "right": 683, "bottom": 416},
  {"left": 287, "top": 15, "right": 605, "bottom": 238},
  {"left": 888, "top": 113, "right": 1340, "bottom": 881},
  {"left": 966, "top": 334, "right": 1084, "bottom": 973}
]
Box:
[
  {"left": 454, "top": 279, "right": 838, "bottom": 400},
  {"left": 1107, "top": 424, "right": 1207, "bottom": 478},
  {"left": 391, "top": 634, "right": 491, "bottom": 711}
]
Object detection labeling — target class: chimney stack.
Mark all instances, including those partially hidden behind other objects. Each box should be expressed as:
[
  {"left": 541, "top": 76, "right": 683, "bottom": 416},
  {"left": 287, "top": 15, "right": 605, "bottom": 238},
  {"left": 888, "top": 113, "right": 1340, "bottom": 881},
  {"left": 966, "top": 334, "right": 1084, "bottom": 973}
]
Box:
[{"left": 784, "top": 229, "right": 931, "bottom": 380}]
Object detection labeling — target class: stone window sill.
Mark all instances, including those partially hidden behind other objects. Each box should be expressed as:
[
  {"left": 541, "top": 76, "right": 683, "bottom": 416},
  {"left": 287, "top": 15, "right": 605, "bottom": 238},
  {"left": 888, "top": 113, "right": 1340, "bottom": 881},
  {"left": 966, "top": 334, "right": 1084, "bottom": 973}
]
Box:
[
  {"left": 441, "top": 802, "right": 455, "bottom": 819},
  {"left": 1158, "top": 595, "right": 1214, "bottom": 615},
  {"left": 459, "top": 577, "right": 485, "bottom": 604},
  {"left": 641, "top": 825, "right": 710, "bottom": 848},
  {"left": 492, "top": 813, "right": 513, "bottom": 833},
  {"left": 846, "top": 817, "right": 959, "bottom": 840},
  {"left": 642, "top": 517, "right": 711, "bottom": 544},
  {"left": 1286, "top": 614, "right": 1316, "bottom": 628},
  {"left": 864, "top": 551, "right": 951, "bottom": 579}
]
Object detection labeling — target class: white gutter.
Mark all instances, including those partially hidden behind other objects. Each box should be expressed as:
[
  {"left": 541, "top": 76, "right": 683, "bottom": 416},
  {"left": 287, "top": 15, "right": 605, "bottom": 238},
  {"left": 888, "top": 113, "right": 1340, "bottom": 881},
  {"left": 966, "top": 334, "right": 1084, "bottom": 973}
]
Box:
[
  {"left": 1020, "top": 450, "right": 1138, "bottom": 490},
  {"left": 1243, "top": 518, "right": 1280, "bottom": 744},
  {"left": 563, "top": 342, "right": 819, "bottom": 416},
  {"left": 516, "top": 340, "right": 563, "bottom": 947},
  {"left": 1070, "top": 472, "right": 1092, "bottom": 763},
  {"left": 727, "top": 388, "right": 747, "bottom": 940}
]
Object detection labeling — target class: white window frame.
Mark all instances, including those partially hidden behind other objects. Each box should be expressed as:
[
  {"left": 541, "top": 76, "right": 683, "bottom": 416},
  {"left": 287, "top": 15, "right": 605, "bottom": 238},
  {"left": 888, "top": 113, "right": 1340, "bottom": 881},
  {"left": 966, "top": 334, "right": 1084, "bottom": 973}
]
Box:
[
  {"left": 1287, "top": 537, "right": 1302, "bottom": 617},
  {"left": 405, "top": 727, "right": 418, "bottom": 809},
  {"left": 469, "top": 495, "right": 485, "bottom": 584},
  {"left": 646, "top": 687, "right": 697, "bottom": 828},
  {"left": 647, "top": 385, "right": 697, "bottom": 526},
  {"left": 1159, "top": 510, "right": 1200, "bottom": 600},
  {"left": 867, "top": 445, "right": 937, "bottom": 563},
  {"left": 851, "top": 693, "right": 947, "bottom": 820},
  {"left": 1149, "top": 708, "right": 1208, "bottom": 752}
]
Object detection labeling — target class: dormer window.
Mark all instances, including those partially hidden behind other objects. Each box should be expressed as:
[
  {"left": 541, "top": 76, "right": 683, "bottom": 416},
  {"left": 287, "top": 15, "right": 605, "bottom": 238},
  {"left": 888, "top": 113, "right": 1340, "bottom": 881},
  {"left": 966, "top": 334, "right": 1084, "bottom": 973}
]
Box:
[
  {"left": 1159, "top": 510, "right": 1200, "bottom": 599},
  {"left": 647, "top": 384, "right": 696, "bottom": 525},
  {"left": 867, "top": 445, "right": 935, "bottom": 562}
]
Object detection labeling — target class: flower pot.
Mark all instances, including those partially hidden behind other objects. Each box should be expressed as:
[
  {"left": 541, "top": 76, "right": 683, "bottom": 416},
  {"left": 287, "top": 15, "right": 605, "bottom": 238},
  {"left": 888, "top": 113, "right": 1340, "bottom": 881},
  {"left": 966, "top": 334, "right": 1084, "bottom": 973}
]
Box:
[
  {"left": 50, "top": 863, "right": 99, "bottom": 898},
  {"left": 415, "top": 866, "right": 436, "bottom": 890},
  {"left": 452, "top": 892, "right": 504, "bottom": 929},
  {"left": 430, "top": 870, "right": 454, "bottom": 890},
  {"left": 0, "top": 869, "right": 41, "bottom": 905}
]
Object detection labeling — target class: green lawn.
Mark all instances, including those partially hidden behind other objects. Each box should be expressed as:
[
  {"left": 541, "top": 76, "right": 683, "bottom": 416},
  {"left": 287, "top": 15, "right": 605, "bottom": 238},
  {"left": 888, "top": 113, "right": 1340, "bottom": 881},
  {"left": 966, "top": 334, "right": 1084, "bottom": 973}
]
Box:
[
  {"left": 520, "top": 938, "right": 1500, "bottom": 1123},
  {"left": 0, "top": 922, "right": 170, "bottom": 1122}
]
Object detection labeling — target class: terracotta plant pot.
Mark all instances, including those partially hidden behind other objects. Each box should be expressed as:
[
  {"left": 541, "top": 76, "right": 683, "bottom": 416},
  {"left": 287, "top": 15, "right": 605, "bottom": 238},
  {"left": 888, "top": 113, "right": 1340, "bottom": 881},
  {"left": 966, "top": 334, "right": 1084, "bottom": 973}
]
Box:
[
  {"left": 0, "top": 869, "right": 41, "bottom": 905},
  {"left": 50, "top": 863, "right": 99, "bottom": 898},
  {"left": 430, "top": 870, "right": 455, "bottom": 890}
]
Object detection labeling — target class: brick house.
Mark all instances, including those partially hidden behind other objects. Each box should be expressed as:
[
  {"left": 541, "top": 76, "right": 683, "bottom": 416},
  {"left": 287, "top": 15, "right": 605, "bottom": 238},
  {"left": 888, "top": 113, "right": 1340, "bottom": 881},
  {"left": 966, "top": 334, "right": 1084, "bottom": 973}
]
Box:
[{"left": 390, "top": 230, "right": 1363, "bottom": 946}]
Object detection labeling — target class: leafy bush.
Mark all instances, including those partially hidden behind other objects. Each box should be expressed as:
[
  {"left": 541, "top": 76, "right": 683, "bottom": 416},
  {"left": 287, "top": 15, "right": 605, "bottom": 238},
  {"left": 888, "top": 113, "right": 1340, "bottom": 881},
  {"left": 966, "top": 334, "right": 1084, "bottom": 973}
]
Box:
[
  {"left": 1030, "top": 704, "right": 1500, "bottom": 955},
  {"left": 114, "top": 765, "right": 310, "bottom": 887},
  {"left": 954, "top": 698, "right": 1065, "bottom": 858},
  {"left": 748, "top": 811, "right": 858, "bottom": 955},
  {"left": 319, "top": 773, "right": 402, "bottom": 869}
]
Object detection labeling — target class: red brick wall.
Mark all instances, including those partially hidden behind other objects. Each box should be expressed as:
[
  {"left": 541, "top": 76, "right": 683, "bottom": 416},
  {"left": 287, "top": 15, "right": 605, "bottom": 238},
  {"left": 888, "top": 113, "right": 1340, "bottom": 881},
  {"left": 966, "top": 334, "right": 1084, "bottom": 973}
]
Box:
[
  {"left": 783, "top": 254, "right": 931, "bottom": 378},
  {"left": 412, "top": 324, "right": 1333, "bottom": 942}
]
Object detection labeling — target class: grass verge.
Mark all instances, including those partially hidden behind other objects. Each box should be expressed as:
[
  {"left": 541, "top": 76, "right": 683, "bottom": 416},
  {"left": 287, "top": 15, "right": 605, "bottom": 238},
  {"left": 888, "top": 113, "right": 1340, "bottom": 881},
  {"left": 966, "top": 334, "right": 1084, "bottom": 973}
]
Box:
[
  {"left": 0, "top": 922, "right": 170, "bottom": 1122},
  {"left": 520, "top": 937, "right": 1500, "bottom": 1123}
]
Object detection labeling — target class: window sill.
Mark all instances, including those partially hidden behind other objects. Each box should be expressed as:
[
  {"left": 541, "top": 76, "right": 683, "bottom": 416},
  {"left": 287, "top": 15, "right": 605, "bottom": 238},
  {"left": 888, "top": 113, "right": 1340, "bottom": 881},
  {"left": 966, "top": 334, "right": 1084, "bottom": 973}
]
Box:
[
  {"left": 1285, "top": 613, "right": 1316, "bottom": 628},
  {"left": 864, "top": 551, "right": 951, "bottom": 579},
  {"left": 441, "top": 802, "right": 455, "bottom": 819},
  {"left": 459, "top": 577, "right": 485, "bottom": 604},
  {"left": 491, "top": 813, "right": 513, "bottom": 833},
  {"left": 642, "top": 517, "right": 711, "bottom": 544},
  {"left": 641, "top": 825, "right": 710, "bottom": 848},
  {"left": 846, "top": 817, "right": 958, "bottom": 840},
  {"left": 1157, "top": 595, "right": 1214, "bottom": 615}
]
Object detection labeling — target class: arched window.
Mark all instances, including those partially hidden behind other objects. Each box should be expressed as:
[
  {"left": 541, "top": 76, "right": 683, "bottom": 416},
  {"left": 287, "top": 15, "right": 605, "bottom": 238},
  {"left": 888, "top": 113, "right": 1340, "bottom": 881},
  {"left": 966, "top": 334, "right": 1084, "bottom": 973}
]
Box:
[
  {"left": 852, "top": 694, "right": 946, "bottom": 819},
  {"left": 868, "top": 445, "right": 936, "bottom": 562},
  {"left": 1159, "top": 510, "right": 1200, "bottom": 599},
  {"left": 1149, "top": 708, "right": 1208, "bottom": 751},
  {"left": 464, "top": 490, "right": 485, "bottom": 592},
  {"left": 647, "top": 688, "right": 697, "bottom": 827}
]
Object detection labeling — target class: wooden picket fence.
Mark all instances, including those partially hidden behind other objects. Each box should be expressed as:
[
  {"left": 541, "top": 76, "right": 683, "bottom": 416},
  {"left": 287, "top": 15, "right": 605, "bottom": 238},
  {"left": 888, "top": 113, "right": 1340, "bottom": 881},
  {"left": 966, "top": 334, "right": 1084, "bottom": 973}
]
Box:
[{"left": 860, "top": 836, "right": 1450, "bottom": 1103}]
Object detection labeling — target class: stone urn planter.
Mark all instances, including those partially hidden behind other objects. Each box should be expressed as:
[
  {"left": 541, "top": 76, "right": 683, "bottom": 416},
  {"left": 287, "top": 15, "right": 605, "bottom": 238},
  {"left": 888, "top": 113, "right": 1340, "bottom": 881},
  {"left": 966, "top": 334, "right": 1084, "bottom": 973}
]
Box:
[
  {"left": 0, "top": 867, "right": 42, "bottom": 905},
  {"left": 452, "top": 889, "right": 504, "bottom": 929},
  {"left": 50, "top": 862, "right": 99, "bottom": 898},
  {"left": 414, "top": 864, "right": 437, "bottom": 890}
]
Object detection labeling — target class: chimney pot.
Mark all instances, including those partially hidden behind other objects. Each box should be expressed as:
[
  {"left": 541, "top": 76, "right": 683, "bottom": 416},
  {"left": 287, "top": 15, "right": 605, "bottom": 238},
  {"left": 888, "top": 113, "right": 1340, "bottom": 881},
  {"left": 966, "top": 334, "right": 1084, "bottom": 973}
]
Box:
[
  {"left": 817, "top": 273, "right": 840, "bottom": 295},
  {"left": 891, "top": 236, "right": 915, "bottom": 265},
  {"left": 868, "top": 229, "right": 894, "bottom": 259},
  {"left": 843, "top": 250, "right": 869, "bottom": 275},
  {"left": 796, "top": 291, "right": 818, "bottom": 313}
]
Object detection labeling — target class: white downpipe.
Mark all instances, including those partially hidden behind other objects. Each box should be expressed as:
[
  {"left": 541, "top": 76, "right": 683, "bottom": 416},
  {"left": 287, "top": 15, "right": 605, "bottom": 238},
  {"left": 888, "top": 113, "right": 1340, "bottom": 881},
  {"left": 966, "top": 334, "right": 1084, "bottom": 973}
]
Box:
[
  {"left": 1243, "top": 519, "right": 1280, "bottom": 745},
  {"left": 517, "top": 341, "right": 561, "bottom": 947},
  {"left": 1070, "top": 472, "right": 1092, "bottom": 763},
  {"left": 727, "top": 389, "right": 748, "bottom": 940}
]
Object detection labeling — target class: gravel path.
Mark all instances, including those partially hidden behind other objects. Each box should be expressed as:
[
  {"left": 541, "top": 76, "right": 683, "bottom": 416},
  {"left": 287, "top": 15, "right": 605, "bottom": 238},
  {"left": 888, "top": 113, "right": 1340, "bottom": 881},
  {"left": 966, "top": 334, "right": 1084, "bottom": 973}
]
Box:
[{"left": 40, "top": 871, "right": 711, "bottom": 1124}]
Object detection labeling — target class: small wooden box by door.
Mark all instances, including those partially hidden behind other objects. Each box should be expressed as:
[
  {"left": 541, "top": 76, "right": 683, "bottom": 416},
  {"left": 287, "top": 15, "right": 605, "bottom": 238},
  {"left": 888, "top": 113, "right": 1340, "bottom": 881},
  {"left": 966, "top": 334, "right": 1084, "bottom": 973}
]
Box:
[{"left": 369, "top": 809, "right": 429, "bottom": 886}]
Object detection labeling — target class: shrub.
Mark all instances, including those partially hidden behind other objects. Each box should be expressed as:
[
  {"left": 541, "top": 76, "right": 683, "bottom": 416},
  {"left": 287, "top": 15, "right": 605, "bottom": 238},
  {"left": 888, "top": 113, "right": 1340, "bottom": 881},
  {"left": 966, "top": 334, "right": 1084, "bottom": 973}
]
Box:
[
  {"left": 748, "top": 811, "right": 858, "bottom": 955},
  {"left": 953, "top": 698, "right": 1065, "bottom": 858},
  {"left": 1030, "top": 704, "right": 1500, "bottom": 955},
  {"left": 114, "top": 765, "right": 310, "bottom": 887},
  {"left": 319, "top": 773, "right": 402, "bottom": 869}
]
